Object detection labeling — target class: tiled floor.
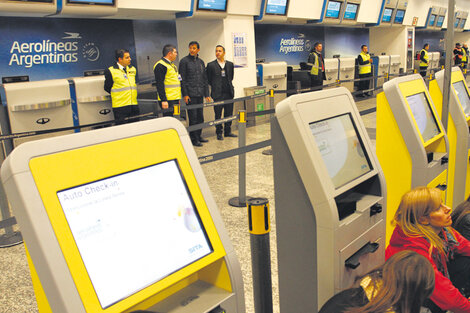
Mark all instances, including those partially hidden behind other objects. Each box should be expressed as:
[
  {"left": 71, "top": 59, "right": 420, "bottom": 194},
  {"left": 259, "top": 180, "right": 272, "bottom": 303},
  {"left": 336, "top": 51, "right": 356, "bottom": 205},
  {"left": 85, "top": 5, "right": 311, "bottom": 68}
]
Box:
[{"left": 0, "top": 92, "right": 377, "bottom": 313}]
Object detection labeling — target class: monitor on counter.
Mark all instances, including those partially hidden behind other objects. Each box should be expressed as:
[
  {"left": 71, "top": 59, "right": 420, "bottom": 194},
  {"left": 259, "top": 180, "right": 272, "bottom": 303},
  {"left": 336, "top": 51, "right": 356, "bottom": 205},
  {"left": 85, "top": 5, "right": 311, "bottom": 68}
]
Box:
[
  {"left": 197, "top": 0, "right": 228, "bottom": 11},
  {"left": 325, "top": 0, "right": 341, "bottom": 18},
  {"left": 453, "top": 81, "right": 470, "bottom": 117},
  {"left": 309, "top": 113, "right": 372, "bottom": 189},
  {"left": 265, "top": 0, "right": 288, "bottom": 15},
  {"left": 55, "top": 159, "right": 213, "bottom": 309},
  {"left": 343, "top": 3, "right": 358, "bottom": 20},
  {"left": 460, "top": 18, "right": 467, "bottom": 28},
  {"left": 394, "top": 9, "right": 405, "bottom": 24},
  {"left": 455, "top": 18, "right": 461, "bottom": 28},
  {"left": 66, "top": 0, "right": 114, "bottom": 4},
  {"left": 406, "top": 92, "right": 441, "bottom": 143},
  {"left": 436, "top": 16, "right": 445, "bottom": 27},
  {"left": 428, "top": 14, "right": 436, "bottom": 26},
  {"left": 382, "top": 8, "right": 392, "bottom": 22}
]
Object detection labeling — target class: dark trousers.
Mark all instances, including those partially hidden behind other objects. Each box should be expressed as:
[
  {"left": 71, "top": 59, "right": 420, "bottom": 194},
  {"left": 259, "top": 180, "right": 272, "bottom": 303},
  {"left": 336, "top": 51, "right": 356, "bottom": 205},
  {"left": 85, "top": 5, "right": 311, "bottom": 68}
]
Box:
[
  {"left": 310, "top": 74, "right": 324, "bottom": 90},
  {"left": 213, "top": 93, "right": 234, "bottom": 135},
  {"left": 187, "top": 96, "right": 204, "bottom": 142},
  {"left": 420, "top": 66, "right": 428, "bottom": 78},
  {"left": 112, "top": 104, "right": 140, "bottom": 125},
  {"left": 159, "top": 99, "right": 180, "bottom": 117},
  {"left": 358, "top": 73, "right": 372, "bottom": 93}
]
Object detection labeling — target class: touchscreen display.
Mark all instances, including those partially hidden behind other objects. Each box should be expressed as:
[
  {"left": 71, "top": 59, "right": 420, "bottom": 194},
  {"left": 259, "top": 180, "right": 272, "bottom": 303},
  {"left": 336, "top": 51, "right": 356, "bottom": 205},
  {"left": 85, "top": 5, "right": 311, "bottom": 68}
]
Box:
[
  {"left": 382, "top": 8, "right": 392, "bottom": 22},
  {"left": 325, "top": 1, "right": 341, "bottom": 18},
  {"left": 406, "top": 93, "right": 441, "bottom": 143},
  {"left": 436, "top": 16, "right": 444, "bottom": 27},
  {"left": 394, "top": 9, "right": 405, "bottom": 24},
  {"left": 309, "top": 114, "right": 372, "bottom": 189},
  {"left": 429, "top": 14, "right": 436, "bottom": 26},
  {"left": 197, "top": 0, "right": 227, "bottom": 11},
  {"left": 344, "top": 3, "right": 358, "bottom": 20},
  {"left": 453, "top": 81, "right": 470, "bottom": 116},
  {"left": 266, "top": 0, "right": 288, "bottom": 15},
  {"left": 57, "top": 160, "right": 213, "bottom": 309}
]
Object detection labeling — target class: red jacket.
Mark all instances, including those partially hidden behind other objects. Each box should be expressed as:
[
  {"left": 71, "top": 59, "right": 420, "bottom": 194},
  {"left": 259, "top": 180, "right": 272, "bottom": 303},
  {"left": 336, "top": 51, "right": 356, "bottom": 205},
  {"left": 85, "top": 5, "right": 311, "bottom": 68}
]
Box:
[{"left": 386, "top": 226, "right": 470, "bottom": 313}]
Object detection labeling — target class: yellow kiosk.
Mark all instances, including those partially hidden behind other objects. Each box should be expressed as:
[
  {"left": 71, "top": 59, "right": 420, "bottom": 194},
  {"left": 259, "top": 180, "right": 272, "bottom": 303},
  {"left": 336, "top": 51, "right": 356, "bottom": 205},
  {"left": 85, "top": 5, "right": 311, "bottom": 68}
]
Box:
[
  {"left": 1, "top": 118, "right": 245, "bottom": 313},
  {"left": 376, "top": 74, "right": 449, "bottom": 243},
  {"left": 429, "top": 67, "right": 470, "bottom": 207}
]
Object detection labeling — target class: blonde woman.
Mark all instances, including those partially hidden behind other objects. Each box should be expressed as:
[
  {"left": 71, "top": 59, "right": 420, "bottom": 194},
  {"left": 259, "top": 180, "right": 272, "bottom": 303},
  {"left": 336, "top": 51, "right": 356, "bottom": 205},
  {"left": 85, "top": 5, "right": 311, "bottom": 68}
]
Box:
[{"left": 386, "top": 187, "right": 470, "bottom": 313}]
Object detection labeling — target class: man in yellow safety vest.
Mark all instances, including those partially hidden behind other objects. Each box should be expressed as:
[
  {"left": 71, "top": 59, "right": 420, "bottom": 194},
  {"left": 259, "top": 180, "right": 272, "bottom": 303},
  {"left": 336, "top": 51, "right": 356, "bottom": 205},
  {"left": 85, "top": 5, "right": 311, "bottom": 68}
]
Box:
[
  {"left": 357, "top": 45, "right": 373, "bottom": 97},
  {"left": 154, "top": 44, "right": 182, "bottom": 117},
  {"left": 104, "top": 49, "right": 139, "bottom": 124},
  {"left": 419, "top": 43, "right": 430, "bottom": 78}
]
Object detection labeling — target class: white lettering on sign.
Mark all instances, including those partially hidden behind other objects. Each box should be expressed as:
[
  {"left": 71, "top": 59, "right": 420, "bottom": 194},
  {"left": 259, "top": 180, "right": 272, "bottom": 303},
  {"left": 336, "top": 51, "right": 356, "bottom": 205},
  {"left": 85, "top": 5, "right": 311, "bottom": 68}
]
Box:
[{"left": 279, "top": 37, "right": 305, "bottom": 55}]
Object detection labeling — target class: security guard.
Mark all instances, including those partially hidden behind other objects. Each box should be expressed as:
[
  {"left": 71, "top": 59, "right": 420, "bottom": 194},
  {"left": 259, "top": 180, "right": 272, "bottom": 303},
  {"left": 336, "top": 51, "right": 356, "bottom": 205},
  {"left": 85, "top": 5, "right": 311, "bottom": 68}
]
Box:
[
  {"left": 419, "top": 43, "right": 430, "bottom": 78},
  {"left": 463, "top": 43, "right": 468, "bottom": 71},
  {"left": 154, "top": 44, "right": 182, "bottom": 117},
  {"left": 307, "top": 42, "right": 326, "bottom": 90},
  {"left": 104, "top": 49, "right": 139, "bottom": 124},
  {"left": 357, "top": 45, "right": 373, "bottom": 97}
]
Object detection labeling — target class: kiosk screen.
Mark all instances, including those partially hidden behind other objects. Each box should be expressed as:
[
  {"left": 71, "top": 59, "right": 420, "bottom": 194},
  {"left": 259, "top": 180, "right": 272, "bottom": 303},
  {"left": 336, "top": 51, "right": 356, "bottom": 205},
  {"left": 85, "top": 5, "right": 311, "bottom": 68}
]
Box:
[
  {"left": 344, "top": 3, "right": 358, "bottom": 20},
  {"left": 436, "top": 16, "right": 444, "bottom": 27},
  {"left": 197, "top": 0, "right": 228, "bottom": 11},
  {"left": 406, "top": 92, "right": 440, "bottom": 143},
  {"left": 394, "top": 9, "right": 405, "bottom": 24},
  {"left": 453, "top": 81, "right": 470, "bottom": 116},
  {"left": 325, "top": 1, "right": 341, "bottom": 18},
  {"left": 309, "top": 114, "right": 372, "bottom": 189},
  {"left": 57, "top": 159, "right": 213, "bottom": 309},
  {"left": 382, "top": 8, "right": 392, "bottom": 22},
  {"left": 66, "top": 0, "right": 114, "bottom": 4},
  {"left": 266, "top": 0, "right": 288, "bottom": 15},
  {"left": 429, "top": 14, "right": 436, "bottom": 26}
]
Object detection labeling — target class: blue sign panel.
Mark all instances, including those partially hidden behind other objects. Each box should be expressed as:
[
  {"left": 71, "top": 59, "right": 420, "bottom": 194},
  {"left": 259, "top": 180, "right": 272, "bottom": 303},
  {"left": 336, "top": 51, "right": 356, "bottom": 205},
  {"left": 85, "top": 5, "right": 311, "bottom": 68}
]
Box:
[
  {"left": 325, "top": 1, "right": 341, "bottom": 19},
  {"left": 343, "top": 3, "right": 358, "bottom": 20},
  {"left": 394, "top": 9, "right": 405, "bottom": 24},
  {"left": 0, "top": 17, "right": 136, "bottom": 81},
  {"left": 382, "top": 8, "right": 392, "bottom": 22},
  {"left": 197, "top": 0, "right": 227, "bottom": 11},
  {"left": 266, "top": 0, "right": 288, "bottom": 15}
]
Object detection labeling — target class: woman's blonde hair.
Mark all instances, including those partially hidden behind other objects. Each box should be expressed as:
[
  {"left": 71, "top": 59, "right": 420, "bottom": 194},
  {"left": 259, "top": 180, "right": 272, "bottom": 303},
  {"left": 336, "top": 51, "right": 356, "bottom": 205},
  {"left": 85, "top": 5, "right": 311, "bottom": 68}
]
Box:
[{"left": 393, "top": 186, "right": 449, "bottom": 255}]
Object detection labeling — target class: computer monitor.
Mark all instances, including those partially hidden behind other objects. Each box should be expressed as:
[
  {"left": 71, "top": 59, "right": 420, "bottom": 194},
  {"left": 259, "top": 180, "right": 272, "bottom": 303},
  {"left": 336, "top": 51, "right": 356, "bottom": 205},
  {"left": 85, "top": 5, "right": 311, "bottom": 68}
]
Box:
[
  {"left": 382, "top": 8, "right": 392, "bottom": 22},
  {"left": 460, "top": 18, "right": 467, "bottom": 29},
  {"left": 325, "top": 0, "right": 341, "bottom": 19},
  {"left": 265, "top": 0, "right": 288, "bottom": 15},
  {"left": 197, "top": 0, "right": 228, "bottom": 11},
  {"left": 406, "top": 92, "right": 441, "bottom": 143},
  {"left": 309, "top": 113, "right": 372, "bottom": 189},
  {"left": 394, "top": 9, "right": 405, "bottom": 24},
  {"left": 343, "top": 3, "right": 358, "bottom": 20},
  {"left": 453, "top": 80, "right": 470, "bottom": 117},
  {"left": 436, "top": 16, "right": 445, "bottom": 27},
  {"left": 455, "top": 18, "right": 461, "bottom": 28},
  {"left": 66, "top": 0, "right": 114, "bottom": 4},
  {"left": 429, "top": 14, "right": 436, "bottom": 26},
  {"left": 9, "top": 0, "right": 52, "bottom": 2}
]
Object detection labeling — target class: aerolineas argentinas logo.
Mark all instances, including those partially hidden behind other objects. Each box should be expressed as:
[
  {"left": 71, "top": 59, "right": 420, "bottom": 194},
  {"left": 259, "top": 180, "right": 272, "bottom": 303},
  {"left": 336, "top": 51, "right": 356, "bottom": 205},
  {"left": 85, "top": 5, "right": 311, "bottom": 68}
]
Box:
[{"left": 8, "top": 32, "right": 99, "bottom": 68}]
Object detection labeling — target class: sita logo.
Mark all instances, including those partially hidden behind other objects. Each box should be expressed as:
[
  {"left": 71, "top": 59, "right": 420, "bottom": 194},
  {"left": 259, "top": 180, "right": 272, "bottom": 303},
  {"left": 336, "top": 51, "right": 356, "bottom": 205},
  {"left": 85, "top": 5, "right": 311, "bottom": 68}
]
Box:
[{"left": 82, "top": 42, "right": 100, "bottom": 61}]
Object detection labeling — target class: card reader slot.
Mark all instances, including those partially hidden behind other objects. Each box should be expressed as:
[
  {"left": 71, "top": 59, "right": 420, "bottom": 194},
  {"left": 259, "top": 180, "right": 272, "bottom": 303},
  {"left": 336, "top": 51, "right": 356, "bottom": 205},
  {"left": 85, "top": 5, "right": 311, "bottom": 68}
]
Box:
[{"left": 344, "top": 242, "right": 379, "bottom": 269}]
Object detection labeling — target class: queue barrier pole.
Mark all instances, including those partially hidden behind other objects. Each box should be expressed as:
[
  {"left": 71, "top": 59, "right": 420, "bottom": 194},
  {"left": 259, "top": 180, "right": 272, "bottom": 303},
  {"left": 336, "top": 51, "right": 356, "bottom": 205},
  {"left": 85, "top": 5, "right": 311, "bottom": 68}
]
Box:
[
  {"left": 229, "top": 110, "right": 252, "bottom": 208},
  {"left": 0, "top": 182, "right": 22, "bottom": 248},
  {"left": 247, "top": 197, "right": 273, "bottom": 313},
  {"left": 262, "top": 90, "right": 274, "bottom": 156}
]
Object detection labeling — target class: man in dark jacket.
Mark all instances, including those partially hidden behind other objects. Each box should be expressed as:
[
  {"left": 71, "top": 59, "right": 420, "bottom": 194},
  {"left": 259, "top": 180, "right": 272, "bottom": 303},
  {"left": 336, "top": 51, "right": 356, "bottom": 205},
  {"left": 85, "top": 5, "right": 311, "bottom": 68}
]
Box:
[
  {"left": 206, "top": 45, "right": 236, "bottom": 140},
  {"left": 179, "top": 41, "right": 211, "bottom": 146},
  {"left": 307, "top": 42, "right": 326, "bottom": 90}
]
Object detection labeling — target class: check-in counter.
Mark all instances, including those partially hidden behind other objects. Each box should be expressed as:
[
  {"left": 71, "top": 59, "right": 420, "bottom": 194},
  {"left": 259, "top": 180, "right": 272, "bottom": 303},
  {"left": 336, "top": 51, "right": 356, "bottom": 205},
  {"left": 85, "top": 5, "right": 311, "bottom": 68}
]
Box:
[
  {"left": 3, "top": 79, "right": 75, "bottom": 147},
  {"left": 324, "top": 58, "right": 339, "bottom": 88},
  {"left": 389, "top": 55, "right": 401, "bottom": 77},
  {"left": 377, "top": 55, "right": 390, "bottom": 88},
  {"left": 70, "top": 76, "right": 114, "bottom": 130},
  {"left": 257, "top": 62, "right": 287, "bottom": 106},
  {"left": 339, "top": 57, "right": 355, "bottom": 92}
]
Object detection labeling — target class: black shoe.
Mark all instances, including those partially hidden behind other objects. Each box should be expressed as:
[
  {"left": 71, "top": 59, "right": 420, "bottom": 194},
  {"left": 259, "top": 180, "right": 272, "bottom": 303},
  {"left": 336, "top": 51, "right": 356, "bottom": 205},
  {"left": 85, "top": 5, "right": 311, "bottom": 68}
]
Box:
[
  {"left": 225, "top": 133, "right": 237, "bottom": 138},
  {"left": 192, "top": 141, "right": 203, "bottom": 147},
  {"left": 199, "top": 137, "right": 209, "bottom": 143},
  {"left": 217, "top": 134, "right": 223, "bottom": 140}
]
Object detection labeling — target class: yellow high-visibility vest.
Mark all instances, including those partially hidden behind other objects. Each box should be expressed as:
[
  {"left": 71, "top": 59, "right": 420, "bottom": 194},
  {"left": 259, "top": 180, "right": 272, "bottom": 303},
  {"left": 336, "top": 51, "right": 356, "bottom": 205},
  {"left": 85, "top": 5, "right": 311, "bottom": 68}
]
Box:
[
  {"left": 462, "top": 48, "right": 467, "bottom": 63},
  {"left": 420, "top": 49, "right": 429, "bottom": 67},
  {"left": 109, "top": 66, "right": 138, "bottom": 108},
  {"left": 310, "top": 52, "right": 320, "bottom": 76},
  {"left": 358, "top": 52, "right": 372, "bottom": 75},
  {"left": 154, "top": 59, "right": 182, "bottom": 101}
]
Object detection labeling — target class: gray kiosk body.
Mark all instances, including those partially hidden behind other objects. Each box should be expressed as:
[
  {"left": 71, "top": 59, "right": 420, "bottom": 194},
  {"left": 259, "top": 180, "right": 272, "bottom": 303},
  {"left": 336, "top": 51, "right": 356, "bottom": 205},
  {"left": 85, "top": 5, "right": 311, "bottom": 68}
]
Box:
[{"left": 272, "top": 87, "right": 386, "bottom": 312}]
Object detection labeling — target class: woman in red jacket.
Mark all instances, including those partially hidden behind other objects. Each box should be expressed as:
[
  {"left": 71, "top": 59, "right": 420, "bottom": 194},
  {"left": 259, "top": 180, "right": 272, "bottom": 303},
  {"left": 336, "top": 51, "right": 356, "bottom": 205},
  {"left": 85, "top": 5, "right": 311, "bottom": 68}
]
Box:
[{"left": 386, "top": 186, "right": 470, "bottom": 313}]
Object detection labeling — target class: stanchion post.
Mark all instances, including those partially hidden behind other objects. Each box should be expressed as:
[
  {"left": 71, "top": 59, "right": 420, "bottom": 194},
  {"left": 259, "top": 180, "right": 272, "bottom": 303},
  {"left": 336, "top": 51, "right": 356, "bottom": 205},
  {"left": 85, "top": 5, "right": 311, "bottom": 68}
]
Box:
[
  {"left": 0, "top": 182, "right": 22, "bottom": 247},
  {"left": 262, "top": 90, "right": 274, "bottom": 156},
  {"left": 228, "top": 110, "right": 251, "bottom": 207},
  {"left": 247, "top": 198, "right": 273, "bottom": 313}
]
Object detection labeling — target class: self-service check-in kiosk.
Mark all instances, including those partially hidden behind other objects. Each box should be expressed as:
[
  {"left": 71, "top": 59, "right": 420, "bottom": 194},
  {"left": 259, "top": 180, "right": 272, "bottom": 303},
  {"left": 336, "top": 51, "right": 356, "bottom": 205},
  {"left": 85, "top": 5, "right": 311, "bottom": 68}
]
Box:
[
  {"left": 1, "top": 117, "right": 245, "bottom": 313},
  {"left": 257, "top": 61, "right": 287, "bottom": 106},
  {"left": 339, "top": 57, "right": 355, "bottom": 92},
  {"left": 376, "top": 55, "right": 391, "bottom": 88},
  {"left": 272, "top": 87, "right": 386, "bottom": 311},
  {"left": 389, "top": 55, "right": 401, "bottom": 77},
  {"left": 70, "top": 76, "right": 114, "bottom": 130},
  {"left": 324, "top": 58, "right": 339, "bottom": 87},
  {"left": 376, "top": 74, "right": 449, "bottom": 243},
  {"left": 429, "top": 67, "right": 470, "bottom": 207},
  {"left": 3, "top": 79, "right": 75, "bottom": 147}
]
